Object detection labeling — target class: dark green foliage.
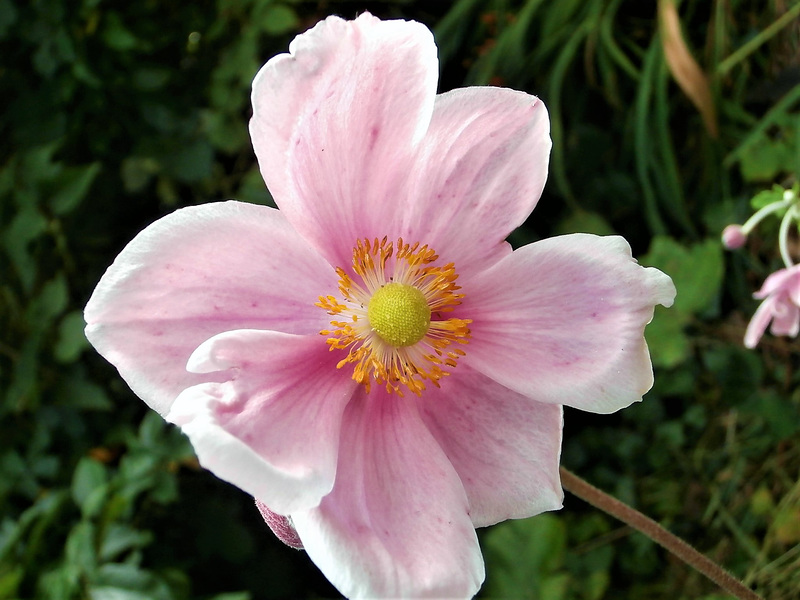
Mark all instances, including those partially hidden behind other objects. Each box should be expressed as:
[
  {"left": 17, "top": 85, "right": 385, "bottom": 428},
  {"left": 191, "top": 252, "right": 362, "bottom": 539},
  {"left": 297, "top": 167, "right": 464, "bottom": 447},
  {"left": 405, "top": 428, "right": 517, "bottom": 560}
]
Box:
[{"left": 1, "top": 0, "right": 798, "bottom": 598}]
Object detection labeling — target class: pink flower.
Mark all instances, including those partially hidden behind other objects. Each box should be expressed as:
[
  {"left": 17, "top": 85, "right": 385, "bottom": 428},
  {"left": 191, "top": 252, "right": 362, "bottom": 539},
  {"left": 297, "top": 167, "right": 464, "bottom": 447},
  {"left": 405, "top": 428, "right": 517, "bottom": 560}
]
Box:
[
  {"left": 744, "top": 265, "right": 800, "bottom": 348},
  {"left": 84, "top": 13, "right": 675, "bottom": 599}
]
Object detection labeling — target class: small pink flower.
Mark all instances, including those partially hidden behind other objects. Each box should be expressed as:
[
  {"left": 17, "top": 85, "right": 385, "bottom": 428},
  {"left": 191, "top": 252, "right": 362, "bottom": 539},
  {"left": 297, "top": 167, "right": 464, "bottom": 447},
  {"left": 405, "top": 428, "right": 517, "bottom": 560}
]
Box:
[
  {"left": 744, "top": 265, "right": 800, "bottom": 348},
  {"left": 84, "top": 14, "right": 675, "bottom": 599}
]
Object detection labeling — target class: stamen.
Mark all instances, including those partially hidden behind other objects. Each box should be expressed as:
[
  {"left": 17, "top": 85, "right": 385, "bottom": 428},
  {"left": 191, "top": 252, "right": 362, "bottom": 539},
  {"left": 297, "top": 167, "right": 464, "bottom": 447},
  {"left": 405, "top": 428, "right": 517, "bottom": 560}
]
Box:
[{"left": 316, "top": 237, "right": 471, "bottom": 396}]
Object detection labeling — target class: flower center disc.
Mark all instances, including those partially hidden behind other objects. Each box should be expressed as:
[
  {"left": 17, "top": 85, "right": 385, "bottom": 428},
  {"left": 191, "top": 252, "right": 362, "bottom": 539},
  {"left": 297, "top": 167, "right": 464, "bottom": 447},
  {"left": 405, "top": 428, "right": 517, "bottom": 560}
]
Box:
[
  {"left": 367, "top": 283, "right": 431, "bottom": 347},
  {"left": 316, "top": 237, "right": 472, "bottom": 396}
]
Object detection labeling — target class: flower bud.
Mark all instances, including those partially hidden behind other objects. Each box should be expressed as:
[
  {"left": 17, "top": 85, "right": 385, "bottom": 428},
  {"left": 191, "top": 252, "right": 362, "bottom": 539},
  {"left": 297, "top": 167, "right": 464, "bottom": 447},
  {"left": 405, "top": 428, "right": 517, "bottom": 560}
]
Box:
[{"left": 722, "top": 224, "right": 747, "bottom": 249}]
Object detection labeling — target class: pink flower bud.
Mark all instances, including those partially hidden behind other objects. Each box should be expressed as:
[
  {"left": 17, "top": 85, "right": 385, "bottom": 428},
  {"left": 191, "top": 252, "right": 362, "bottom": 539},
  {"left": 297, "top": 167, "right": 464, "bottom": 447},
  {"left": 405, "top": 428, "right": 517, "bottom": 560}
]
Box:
[{"left": 722, "top": 225, "right": 747, "bottom": 249}]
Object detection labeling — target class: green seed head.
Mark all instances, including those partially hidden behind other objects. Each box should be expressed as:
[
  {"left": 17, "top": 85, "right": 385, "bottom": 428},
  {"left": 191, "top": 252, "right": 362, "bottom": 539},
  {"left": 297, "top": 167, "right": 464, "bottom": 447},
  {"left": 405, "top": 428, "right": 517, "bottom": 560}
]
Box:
[{"left": 367, "top": 283, "right": 431, "bottom": 347}]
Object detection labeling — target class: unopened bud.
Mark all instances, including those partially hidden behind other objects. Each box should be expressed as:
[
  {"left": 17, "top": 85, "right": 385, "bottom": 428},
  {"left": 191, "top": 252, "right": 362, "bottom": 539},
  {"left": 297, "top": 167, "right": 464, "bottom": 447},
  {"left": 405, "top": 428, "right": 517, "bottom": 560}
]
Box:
[{"left": 722, "top": 225, "right": 747, "bottom": 249}]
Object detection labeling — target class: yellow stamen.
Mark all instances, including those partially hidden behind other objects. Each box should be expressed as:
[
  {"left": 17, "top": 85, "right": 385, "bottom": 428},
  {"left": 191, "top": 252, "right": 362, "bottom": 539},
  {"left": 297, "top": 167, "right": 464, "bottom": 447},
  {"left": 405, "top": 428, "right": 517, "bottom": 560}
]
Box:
[{"left": 315, "top": 237, "right": 471, "bottom": 396}]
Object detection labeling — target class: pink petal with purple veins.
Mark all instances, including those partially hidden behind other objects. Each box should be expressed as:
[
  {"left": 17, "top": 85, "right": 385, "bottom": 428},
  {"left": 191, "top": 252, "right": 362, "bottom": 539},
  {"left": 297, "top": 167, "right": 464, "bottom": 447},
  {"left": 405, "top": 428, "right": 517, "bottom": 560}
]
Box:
[
  {"left": 462, "top": 234, "right": 676, "bottom": 414},
  {"left": 418, "top": 364, "right": 563, "bottom": 528},
  {"left": 401, "top": 87, "right": 551, "bottom": 278},
  {"left": 291, "top": 390, "right": 484, "bottom": 599},
  {"left": 84, "top": 201, "right": 333, "bottom": 415},
  {"left": 250, "top": 13, "right": 438, "bottom": 268},
  {"left": 167, "top": 330, "right": 356, "bottom": 515}
]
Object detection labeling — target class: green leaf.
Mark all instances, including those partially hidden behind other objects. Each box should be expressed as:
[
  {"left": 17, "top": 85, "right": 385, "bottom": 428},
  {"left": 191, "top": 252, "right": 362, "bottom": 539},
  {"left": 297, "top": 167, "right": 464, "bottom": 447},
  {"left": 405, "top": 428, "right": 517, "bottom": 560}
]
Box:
[
  {"left": 54, "top": 311, "right": 91, "bottom": 363},
  {"left": 59, "top": 375, "right": 113, "bottom": 411},
  {"left": 483, "top": 514, "right": 568, "bottom": 599},
  {"left": 749, "top": 185, "right": 786, "bottom": 210},
  {"left": 739, "top": 132, "right": 795, "bottom": 182},
  {"left": 71, "top": 457, "right": 108, "bottom": 514},
  {"left": 3, "top": 205, "right": 48, "bottom": 292},
  {"left": 201, "top": 109, "right": 248, "bottom": 154},
  {"left": 49, "top": 163, "right": 101, "bottom": 215},
  {"left": 642, "top": 236, "right": 723, "bottom": 316},
  {"left": 36, "top": 564, "right": 82, "bottom": 600},
  {"left": 26, "top": 274, "right": 69, "bottom": 327},
  {"left": 90, "top": 563, "right": 174, "bottom": 600},
  {"left": 5, "top": 336, "right": 41, "bottom": 411},
  {"left": 99, "top": 525, "right": 153, "bottom": 562},
  {"left": 645, "top": 308, "right": 691, "bottom": 368},
  {"left": 102, "top": 12, "right": 140, "bottom": 51},
  {"left": 257, "top": 4, "right": 299, "bottom": 35},
  {"left": 65, "top": 521, "right": 97, "bottom": 575}
]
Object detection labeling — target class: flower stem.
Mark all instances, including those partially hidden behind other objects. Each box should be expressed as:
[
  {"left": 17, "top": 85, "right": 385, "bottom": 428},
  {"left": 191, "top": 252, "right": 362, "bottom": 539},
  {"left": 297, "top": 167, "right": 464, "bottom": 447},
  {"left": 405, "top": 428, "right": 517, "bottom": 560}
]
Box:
[
  {"left": 740, "top": 197, "right": 793, "bottom": 235},
  {"left": 778, "top": 204, "right": 798, "bottom": 269},
  {"left": 559, "top": 467, "right": 762, "bottom": 600}
]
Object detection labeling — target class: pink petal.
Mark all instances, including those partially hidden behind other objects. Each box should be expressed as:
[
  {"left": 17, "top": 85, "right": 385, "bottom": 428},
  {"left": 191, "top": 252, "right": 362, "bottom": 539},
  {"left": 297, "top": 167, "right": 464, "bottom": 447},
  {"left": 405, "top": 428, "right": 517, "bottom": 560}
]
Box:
[
  {"left": 84, "top": 201, "right": 334, "bottom": 415},
  {"left": 744, "top": 295, "right": 778, "bottom": 348},
  {"left": 291, "top": 391, "right": 484, "bottom": 599},
  {"left": 401, "top": 87, "right": 551, "bottom": 278},
  {"left": 462, "top": 234, "right": 676, "bottom": 414},
  {"left": 768, "top": 295, "right": 800, "bottom": 337},
  {"left": 417, "top": 364, "right": 563, "bottom": 527},
  {"left": 167, "top": 330, "right": 356, "bottom": 515},
  {"left": 250, "top": 13, "right": 438, "bottom": 268},
  {"left": 754, "top": 265, "right": 800, "bottom": 298}
]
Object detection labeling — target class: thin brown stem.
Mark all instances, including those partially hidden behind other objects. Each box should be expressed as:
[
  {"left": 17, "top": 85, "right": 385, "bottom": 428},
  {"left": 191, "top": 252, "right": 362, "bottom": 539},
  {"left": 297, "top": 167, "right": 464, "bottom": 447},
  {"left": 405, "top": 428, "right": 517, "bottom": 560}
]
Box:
[{"left": 560, "top": 467, "right": 762, "bottom": 600}]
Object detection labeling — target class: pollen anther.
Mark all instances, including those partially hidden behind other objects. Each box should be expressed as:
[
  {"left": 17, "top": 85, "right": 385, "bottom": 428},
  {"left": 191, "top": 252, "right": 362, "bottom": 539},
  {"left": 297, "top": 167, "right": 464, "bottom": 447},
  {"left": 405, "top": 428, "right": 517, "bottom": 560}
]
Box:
[{"left": 316, "top": 237, "right": 471, "bottom": 396}]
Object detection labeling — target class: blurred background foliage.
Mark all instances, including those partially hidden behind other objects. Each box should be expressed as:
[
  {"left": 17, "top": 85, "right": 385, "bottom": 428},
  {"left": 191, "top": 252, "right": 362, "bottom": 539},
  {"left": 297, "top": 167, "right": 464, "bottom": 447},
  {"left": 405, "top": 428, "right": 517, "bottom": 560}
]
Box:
[{"left": 0, "top": 0, "right": 798, "bottom": 598}]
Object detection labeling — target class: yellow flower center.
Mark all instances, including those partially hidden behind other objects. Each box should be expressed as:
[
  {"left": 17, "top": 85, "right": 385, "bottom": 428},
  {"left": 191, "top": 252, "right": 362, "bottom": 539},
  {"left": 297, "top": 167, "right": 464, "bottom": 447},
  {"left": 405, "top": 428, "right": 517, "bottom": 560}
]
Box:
[
  {"left": 367, "top": 283, "right": 430, "bottom": 347},
  {"left": 316, "top": 237, "right": 471, "bottom": 396}
]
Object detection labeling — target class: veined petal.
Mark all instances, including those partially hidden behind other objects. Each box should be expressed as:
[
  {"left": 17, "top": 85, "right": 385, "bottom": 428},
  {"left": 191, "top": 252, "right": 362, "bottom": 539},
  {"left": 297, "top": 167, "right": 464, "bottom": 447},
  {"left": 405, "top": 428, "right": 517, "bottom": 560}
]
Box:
[
  {"left": 754, "top": 264, "right": 800, "bottom": 298},
  {"left": 769, "top": 296, "right": 800, "bottom": 338},
  {"left": 291, "top": 390, "right": 484, "bottom": 599},
  {"left": 418, "top": 365, "right": 563, "bottom": 528},
  {"left": 250, "top": 13, "right": 438, "bottom": 268},
  {"left": 84, "top": 201, "right": 333, "bottom": 415},
  {"left": 463, "top": 234, "right": 676, "bottom": 414},
  {"left": 744, "top": 295, "right": 779, "bottom": 348},
  {"left": 402, "top": 87, "right": 551, "bottom": 277},
  {"left": 167, "top": 330, "right": 357, "bottom": 515}
]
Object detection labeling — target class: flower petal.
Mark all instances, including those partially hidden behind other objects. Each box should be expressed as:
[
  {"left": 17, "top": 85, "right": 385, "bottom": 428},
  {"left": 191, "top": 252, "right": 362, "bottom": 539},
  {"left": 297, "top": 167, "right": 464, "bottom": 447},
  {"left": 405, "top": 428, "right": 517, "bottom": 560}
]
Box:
[
  {"left": 463, "top": 234, "right": 676, "bottom": 414},
  {"left": 744, "top": 295, "right": 778, "bottom": 348},
  {"left": 291, "top": 390, "right": 484, "bottom": 599},
  {"left": 84, "top": 201, "right": 334, "bottom": 415},
  {"left": 769, "top": 296, "right": 800, "bottom": 338},
  {"left": 754, "top": 264, "right": 800, "bottom": 298},
  {"left": 418, "top": 365, "right": 563, "bottom": 528},
  {"left": 401, "top": 87, "right": 551, "bottom": 277},
  {"left": 250, "top": 13, "right": 438, "bottom": 267},
  {"left": 166, "top": 330, "right": 356, "bottom": 515}
]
